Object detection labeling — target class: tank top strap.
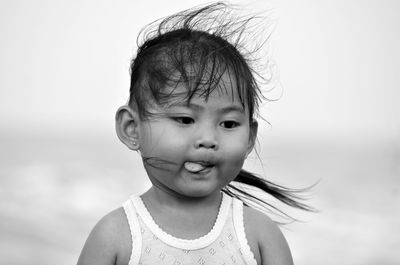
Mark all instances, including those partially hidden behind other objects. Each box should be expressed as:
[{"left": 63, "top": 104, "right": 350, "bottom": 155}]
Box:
[
  {"left": 122, "top": 197, "right": 143, "bottom": 265},
  {"left": 232, "top": 198, "right": 257, "bottom": 265}
]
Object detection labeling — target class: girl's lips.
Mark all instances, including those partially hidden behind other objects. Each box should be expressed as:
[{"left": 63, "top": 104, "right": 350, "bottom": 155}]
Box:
[{"left": 184, "top": 161, "right": 214, "bottom": 173}]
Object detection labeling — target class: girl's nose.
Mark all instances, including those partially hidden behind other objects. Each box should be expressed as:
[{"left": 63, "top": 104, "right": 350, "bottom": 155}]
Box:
[
  {"left": 195, "top": 140, "right": 218, "bottom": 150},
  {"left": 194, "top": 128, "right": 219, "bottom": 150}
]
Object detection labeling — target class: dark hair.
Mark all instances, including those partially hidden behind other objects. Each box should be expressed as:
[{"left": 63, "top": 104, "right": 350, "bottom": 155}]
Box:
[
  {"left": 129, "top": 2, "right": 262, "bottom": 120},
  {"left": 128, "top": 2, "right": 313, "bottom": 222}
]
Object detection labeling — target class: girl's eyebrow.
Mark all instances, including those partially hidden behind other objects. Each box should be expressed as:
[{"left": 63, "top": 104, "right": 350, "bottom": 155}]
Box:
[
  {"left": 217, "top": 105, "right": 245, "bottom": 114},
  {"left": 170, "top": 102, "right": 245, "bottom": 114}
]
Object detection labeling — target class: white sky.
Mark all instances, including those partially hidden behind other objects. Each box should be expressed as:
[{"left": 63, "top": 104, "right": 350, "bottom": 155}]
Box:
[{"left": 0, "top": 0, "right": 399, "bottom": 140}]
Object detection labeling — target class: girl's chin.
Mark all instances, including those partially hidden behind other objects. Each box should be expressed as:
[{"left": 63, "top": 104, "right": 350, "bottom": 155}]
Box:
[
  {"left": 147, "top": 166, "right": 237, "bottom": 198},
  {"left": 154, "top": 178, "right": 212, "bottom": 198},
  {"left": 176, "top": 188, "right": 221, "bottom": 199},
  {"left": 150, "top": 177, "right": 221, "bottom": 199}
]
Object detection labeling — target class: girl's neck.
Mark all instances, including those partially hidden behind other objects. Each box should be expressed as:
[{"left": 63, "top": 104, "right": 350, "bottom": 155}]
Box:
[
  {"left": 140, "top": 187, "right": 224, "bottom": 239},
  {"left": 142, "top": 186, "right": 222, "bottom": 212}
]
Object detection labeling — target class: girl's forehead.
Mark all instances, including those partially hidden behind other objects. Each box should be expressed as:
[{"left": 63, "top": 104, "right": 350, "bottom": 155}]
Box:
[
  {"left": 163, "top": 68, "right": 244, "bottom": 99},
  {"left": 163, "top": 80, "right": 244, "bottom": 106}
]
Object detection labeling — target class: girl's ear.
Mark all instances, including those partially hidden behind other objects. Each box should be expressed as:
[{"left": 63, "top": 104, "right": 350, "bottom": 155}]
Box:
[
  {"left": 115, "top": 105, "right": 141, "bottom": 151},
  {"left": 246, "top": 120, "right": 258, "bottom": 157}
]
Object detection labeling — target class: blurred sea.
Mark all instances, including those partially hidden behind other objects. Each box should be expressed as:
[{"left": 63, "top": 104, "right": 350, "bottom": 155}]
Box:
[{"left": 0, "top": 131, "right": 399, "bottom": 265}]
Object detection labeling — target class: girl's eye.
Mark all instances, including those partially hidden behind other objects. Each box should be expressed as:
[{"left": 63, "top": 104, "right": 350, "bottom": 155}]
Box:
[
  {"left": 221, "top": 120, "right": 240, "bottom": 129},
  {"left": 173, "top": 117, "right": 195, "bottom": 124}
]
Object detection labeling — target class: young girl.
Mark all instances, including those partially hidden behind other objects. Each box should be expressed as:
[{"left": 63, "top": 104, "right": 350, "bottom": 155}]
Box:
[{"left": 78, "top": 2, "right": 310, "bottom": 265}]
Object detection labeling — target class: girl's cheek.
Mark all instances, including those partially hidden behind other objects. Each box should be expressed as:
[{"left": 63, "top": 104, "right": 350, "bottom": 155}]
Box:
[{"left": 222, "top": 143, "right": 248, "bottom": 159}]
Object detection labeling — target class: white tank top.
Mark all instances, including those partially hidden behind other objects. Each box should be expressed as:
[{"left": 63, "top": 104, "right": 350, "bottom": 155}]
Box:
[{"left": 122, "top": 192, "right": 257, "bottom": 265}]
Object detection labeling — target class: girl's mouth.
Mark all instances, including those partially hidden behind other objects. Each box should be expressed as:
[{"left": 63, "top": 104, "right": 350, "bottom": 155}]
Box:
[{"left": 184, "top": 161, "right": 214, "bottom": 173}]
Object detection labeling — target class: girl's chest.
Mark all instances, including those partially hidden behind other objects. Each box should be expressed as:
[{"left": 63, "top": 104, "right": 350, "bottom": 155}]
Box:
[{"left": 116, "top": 219, "right": 261, "bottom": 265}]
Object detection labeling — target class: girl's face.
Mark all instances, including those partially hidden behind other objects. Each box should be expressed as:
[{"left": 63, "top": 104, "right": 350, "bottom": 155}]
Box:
[{"left": 136, "top": 78, "right": 257, "bottom": 199}]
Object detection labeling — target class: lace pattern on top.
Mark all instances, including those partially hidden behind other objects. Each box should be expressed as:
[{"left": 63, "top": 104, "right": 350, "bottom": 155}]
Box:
[{"left": 123, "top": 193, "right": 258, "bottom": 265}]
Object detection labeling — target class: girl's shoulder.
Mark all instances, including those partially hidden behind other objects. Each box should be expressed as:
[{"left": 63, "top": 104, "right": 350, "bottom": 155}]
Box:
[
  {"left": 77, "top": 207, "right": 131, "bottom": 265},
  {"left": 243, "top": 205, "right": 294, "bottom": 265}
]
